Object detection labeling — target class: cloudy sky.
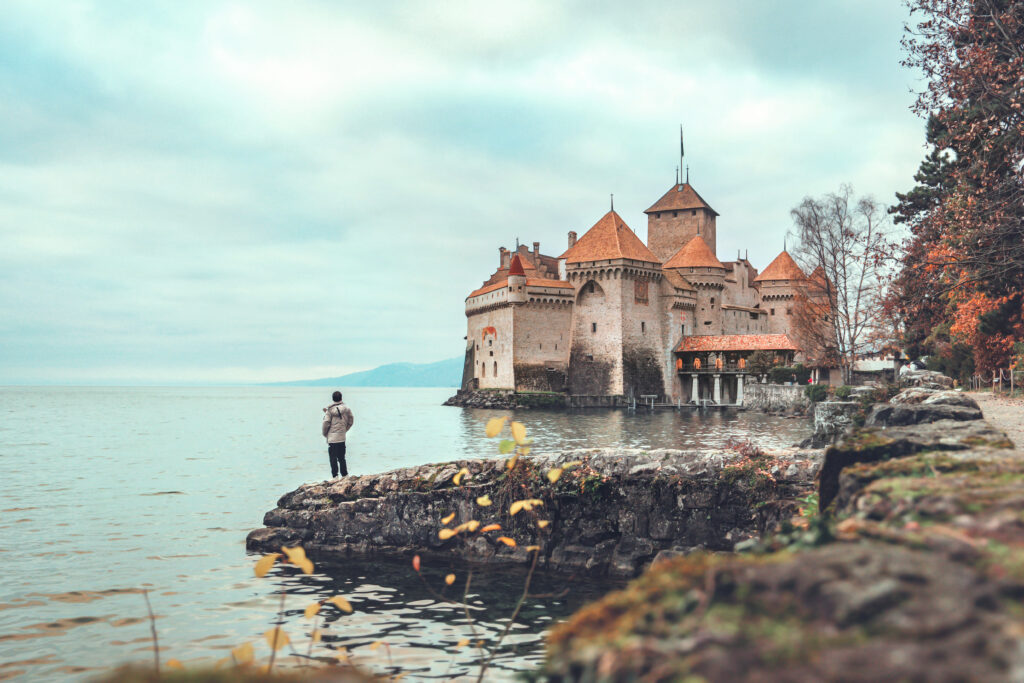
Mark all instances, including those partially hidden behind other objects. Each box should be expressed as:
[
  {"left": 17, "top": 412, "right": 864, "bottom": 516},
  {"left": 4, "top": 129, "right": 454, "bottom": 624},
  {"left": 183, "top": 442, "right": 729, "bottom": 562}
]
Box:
[{"left": 1, "top": 1, "right": 924, "bottom": 385}]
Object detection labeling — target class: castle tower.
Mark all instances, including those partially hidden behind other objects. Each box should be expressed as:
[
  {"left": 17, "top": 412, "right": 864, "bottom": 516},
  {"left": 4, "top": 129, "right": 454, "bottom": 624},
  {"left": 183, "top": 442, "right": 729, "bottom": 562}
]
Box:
[
  {"left": 560, "top": 210, "right": 664, "bottom": 399},
  {"left": 663, "top": 235, "right": 727, "bottom": 336},
  {"left": 753, "top": 250, "right": 806, "bottom": 336},
  {"left": 507, "top": 253, "right": 528, "bottom": 304},
  {"left": 644, "top": 183, "right": 720, "bottom": 262}
]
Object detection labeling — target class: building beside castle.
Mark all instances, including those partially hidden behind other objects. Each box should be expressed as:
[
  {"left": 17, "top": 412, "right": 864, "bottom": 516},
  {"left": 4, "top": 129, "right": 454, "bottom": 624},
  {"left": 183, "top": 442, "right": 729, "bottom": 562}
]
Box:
[{"left": 460, "top": 175, "right": 822, "bottom": 406}]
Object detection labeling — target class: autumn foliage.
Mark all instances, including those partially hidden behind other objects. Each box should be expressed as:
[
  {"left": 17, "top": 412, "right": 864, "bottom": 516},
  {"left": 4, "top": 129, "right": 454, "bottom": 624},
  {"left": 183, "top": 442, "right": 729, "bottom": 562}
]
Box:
[{"left": 893, "top": 0, "right": 1024, "bottom": 374}]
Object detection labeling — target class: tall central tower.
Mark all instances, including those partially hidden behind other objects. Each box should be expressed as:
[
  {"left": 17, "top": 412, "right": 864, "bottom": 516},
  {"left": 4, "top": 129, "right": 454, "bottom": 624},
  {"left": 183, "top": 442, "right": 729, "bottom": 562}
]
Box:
[{"left": 643, "top": 182, "right": 719, "bottom": 262}]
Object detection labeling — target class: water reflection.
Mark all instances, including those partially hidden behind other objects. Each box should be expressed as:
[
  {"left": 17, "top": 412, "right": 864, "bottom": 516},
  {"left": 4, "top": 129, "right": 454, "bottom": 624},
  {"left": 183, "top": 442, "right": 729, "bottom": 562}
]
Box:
[{"left": 265, "top": 557, "right": 618, "bottom": 680}]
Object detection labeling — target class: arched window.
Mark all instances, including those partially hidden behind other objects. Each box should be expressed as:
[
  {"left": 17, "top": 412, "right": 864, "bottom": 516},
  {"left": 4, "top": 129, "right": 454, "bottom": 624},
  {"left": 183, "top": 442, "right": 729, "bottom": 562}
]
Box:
[{"left": 493, "top": 361, "right": 497, "bottom": 376}]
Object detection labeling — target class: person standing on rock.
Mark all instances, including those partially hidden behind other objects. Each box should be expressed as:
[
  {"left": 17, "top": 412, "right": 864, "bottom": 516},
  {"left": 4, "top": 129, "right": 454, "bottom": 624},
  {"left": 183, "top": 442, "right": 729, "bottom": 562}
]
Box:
[{"left": 322, "top": 391, "right": 354, "bottom": 479}]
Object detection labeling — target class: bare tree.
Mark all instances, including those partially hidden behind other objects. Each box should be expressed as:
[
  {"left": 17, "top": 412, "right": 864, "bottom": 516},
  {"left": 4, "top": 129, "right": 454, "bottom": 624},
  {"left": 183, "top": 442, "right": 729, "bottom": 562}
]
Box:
[{"left": 789, "top": 184, "right": 892, "bottom": 384}]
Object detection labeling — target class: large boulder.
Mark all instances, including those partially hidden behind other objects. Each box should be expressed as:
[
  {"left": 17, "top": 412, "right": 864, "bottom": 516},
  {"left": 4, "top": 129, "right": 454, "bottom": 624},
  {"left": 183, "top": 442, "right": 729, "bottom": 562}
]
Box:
[
  {"left": 865, "top": 402, "right": 981, "bottom": 427},
  {"left": 889, "top": 387, "right": 980, "bottom": 410},
  {"left": 900, "top": 368, "right": 955, "bottom": 390},
  {"left": 801, "top": 401, "right": 860, "bottom": 448},
  {"left": 818, "top": 418, "right": 1012, "bottom": 510}
]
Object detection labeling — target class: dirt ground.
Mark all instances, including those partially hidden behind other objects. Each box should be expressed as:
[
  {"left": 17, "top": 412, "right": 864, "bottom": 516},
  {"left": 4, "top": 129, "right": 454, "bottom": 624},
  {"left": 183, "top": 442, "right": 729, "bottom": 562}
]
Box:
[{"left": 969, "top": 391, "right": 1024, "bottom": 450}]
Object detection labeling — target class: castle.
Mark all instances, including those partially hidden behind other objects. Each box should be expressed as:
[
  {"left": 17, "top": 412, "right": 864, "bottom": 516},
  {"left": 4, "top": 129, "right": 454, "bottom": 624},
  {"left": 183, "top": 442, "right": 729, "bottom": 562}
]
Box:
[{"left": 459, "top": 171, "right": 818, "bottom": 406}]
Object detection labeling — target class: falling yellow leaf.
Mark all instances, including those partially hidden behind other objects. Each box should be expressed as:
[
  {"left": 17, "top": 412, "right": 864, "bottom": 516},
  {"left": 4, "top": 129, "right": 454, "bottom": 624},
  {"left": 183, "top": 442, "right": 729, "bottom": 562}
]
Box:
[
  {"left": 563, "top": 460, "right": 582, "bottom": 469},
  {"left": 253, "top": 553, "right": 280, "bottom": 578},
  {"left": 312, "top": 629, "right": 322, "bottom": 644},
  {"left": 485, "top": 417, "right": 507, "bottom": 437},
  {"left": 496, "top": 536, "right": 516, "bottom": 547},
  {"left": 264, "top": 627, "right": 291, "bottom": 651},
  {"left": 519, "top": 447, "right": 531, "bottom": 456},
  {"left": 452, "top": 467, "right": 470, "bottom": 486},
  {"left": 498, "top": 439, "right": 516, "bottom": 454},
  {"left": 525, "top": 545, "right": 540, "bottom": 552},
  {"left": 439, "top": 528, "right": 458, "bottom": 540},
  {"left": 465, "top": 520, "right": 480, "bottom": 532},
  {"left": 368, "top": 640, "right": 385, "bottom": 651},
  {"left": 304, "top": 602, "right": 322, "bottom": 619},
  {"left": 441, "top": 512, "right": 456, "bottom": 525},
  {"left": 510, "top": 421, "right": 527, "bottom": 445},
  {"left": 231, "top": 642, "right": 254, "bottom": 664},
  {"left": 537, "top": 520, "right": 550, "bottom": 529},
  {"left": 476, "top": 495, "right": 492, "bottom": 507},
  {"left": 214, "top": 658, "right": 230, "bottom": 670},
  {"left": 165, "top": 659, "right": 184, "bottom": 670},
  {"left": 326, "top": 596, "right": 353, "bottom": 613},
  {"left": 547, "top": 468, "right": 563, "bottom": 483},
  {"left": 481, "top": 524, "right": 501, "bottom": 532},
  {"left": 445, "top": 573, "right": 456, "bottom": 585},
  {"left": 455, "top": 638, "right": 470, "bottom": 648},
  {"left": 509, "top": 501, "right": 524, "bottom": 516},
  {"left": 506, "top": 455, "right": 519, "bottom": 470},
  {"left": 336, "top": 647, "right": 350, "bottom": 663}
]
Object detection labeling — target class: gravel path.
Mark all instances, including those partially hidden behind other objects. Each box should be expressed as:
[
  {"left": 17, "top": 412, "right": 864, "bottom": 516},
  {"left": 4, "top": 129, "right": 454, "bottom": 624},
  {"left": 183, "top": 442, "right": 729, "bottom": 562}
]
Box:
[{"left": 969, "top": 391, "right": 1024, "bottom": 449}]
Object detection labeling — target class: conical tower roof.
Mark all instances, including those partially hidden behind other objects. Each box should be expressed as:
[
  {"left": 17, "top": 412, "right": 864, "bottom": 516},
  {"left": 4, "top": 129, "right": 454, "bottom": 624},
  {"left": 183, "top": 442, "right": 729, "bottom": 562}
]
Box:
[
  {"left": 560, "top": 211, "right": 660, "bottom": 264},
  {"left": 754, "top": 250, "right": 806, "bottom": 282},
  {"left": 508, "top": 253, "right": 526, "bottom": 276},
  {"left": 644, "top": 183, "right": 719, "bottom": 216},
  {"left": 663, "top": 235, "right": 725, "bottom": 270}
]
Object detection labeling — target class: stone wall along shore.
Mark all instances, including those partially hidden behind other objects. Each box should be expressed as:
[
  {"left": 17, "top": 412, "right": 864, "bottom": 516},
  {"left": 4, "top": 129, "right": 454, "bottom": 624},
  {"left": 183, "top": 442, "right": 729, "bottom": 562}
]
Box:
[{"left": 247, "top": 447, "right": 820, "bottom": 578}]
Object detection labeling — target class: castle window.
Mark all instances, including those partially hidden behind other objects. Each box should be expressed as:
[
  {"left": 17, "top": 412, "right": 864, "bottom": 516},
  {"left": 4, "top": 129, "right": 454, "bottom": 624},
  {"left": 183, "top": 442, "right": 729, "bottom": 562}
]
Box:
[
  {"left": 494, "top": 361, "right": 497, "bottom": 375},
  {"left": 691, "top": 210, "right": 697, "bottom": 216},
  {"left": 704, "top": 321, "right": 711, "bottom": 325},
  {"left": 673, "top": 211, "right": 678, "bottom": 217},
  {"left": 555, "top": 344, "right": 558, "bottom": 350},
  {"left": 641, "top": 321, "right": 646, "bottom": 334},
  {"left": 482, "top": 363, "right": 486, "bottom": 377},
  {"left": 770, "top": 308, "right": 775, "bottom": 315},
  {"left": 489, "top": 351, "right": 493, "bottom": 357},
  {"left": 539, "top": 343, "right": 542, "bottom": 350},
  {"left": 710, "top": 297, "right": 715, "bottom": 305},
  {"left": 591, "top": 322, "right": 597, "bottom": 333},
  {"left": 586, "top": 354, "right": 594, "bottom": 361},
  {"left": 786, "top": 308, "right": 792, "bottom": 315}
]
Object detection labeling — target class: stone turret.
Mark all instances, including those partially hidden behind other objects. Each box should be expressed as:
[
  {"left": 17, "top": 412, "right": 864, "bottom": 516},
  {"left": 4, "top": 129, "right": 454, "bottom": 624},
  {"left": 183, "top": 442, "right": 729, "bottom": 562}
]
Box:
[{"left": 507, "top": 253, "right": 528, "bottom": 304}]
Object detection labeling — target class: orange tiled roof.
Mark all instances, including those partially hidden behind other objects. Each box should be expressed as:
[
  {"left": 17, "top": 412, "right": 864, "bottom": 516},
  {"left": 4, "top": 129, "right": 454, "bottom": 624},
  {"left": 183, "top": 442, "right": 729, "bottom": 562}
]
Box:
[
  {"left": 661, "top": 268, "right": 696, "bottom": 291},
  {"left": 663, "top": 235, "right": 725, "bottom": 270},
  {"left": 676, "top": 334, "right": 800, "bottom": 352},
  {"left": 527, "top": 278, "right": 573, "bottom": 289},
  {"left": 508, "top": 254, "right": 526, "bottom": 276},
  {"left": 644, "top": 183, "right": 719, "bottom": 216},
  {"left": 467, "top": 281, "right": 507, "bottom": 298},
  {"left": 560, "top": 211, "right": 660, "bottom": 264},
  {"left": 468, "top": 277, "right": 573, "bottom": 299},
  {"left": 754, "top": 250, "right": 806, "bottom": 282}
]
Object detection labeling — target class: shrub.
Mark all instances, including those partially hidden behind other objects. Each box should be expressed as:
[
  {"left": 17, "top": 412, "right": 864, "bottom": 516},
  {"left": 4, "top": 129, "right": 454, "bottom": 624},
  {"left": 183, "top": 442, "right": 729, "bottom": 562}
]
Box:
[
  {"left": 804, "top": 384, "right": 828, "bottom": 403},
  {"left": 768, "top": 364, "right": 811, "bottom": 385},
  {"left": 834, "top": 385, "right": 852, "bottom": 399}
]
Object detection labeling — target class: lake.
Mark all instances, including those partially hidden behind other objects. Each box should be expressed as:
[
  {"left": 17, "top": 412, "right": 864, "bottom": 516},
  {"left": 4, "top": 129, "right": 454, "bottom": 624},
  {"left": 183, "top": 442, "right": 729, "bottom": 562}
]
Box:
[{"left": 0, "top": 386, "right": 811, "bottom": 680}]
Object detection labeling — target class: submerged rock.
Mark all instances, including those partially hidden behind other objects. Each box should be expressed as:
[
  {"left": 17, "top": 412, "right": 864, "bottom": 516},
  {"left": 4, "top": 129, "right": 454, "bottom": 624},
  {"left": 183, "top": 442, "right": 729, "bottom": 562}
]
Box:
[{"left": 247, "top": 448, "right": 820, "bottom": 578}]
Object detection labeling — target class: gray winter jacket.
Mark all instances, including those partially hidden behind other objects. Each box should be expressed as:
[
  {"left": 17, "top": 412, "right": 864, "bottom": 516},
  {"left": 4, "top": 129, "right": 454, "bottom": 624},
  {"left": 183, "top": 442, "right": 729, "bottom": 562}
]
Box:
[{"left": 322, "top": 402, "right": 354, "bottom": 444}]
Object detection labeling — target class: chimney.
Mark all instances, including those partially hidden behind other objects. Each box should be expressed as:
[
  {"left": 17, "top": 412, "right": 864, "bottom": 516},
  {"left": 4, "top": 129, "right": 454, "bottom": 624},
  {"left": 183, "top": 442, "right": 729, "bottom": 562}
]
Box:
[
  {"left": 533, "top": 241, "right": 540, "bottom": 258},
  {"left": 568, "top": 231, "right": 577, "bottom": 249},
  {"left": 499, "top": 247, "right": 509, "bottom": 269}
]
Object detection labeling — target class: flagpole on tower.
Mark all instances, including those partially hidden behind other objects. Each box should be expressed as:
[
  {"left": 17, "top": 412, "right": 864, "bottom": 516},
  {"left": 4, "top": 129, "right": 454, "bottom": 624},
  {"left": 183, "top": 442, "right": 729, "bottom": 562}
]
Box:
[{"left": 679, "top": 124, "right": 685, "bottom": 187}]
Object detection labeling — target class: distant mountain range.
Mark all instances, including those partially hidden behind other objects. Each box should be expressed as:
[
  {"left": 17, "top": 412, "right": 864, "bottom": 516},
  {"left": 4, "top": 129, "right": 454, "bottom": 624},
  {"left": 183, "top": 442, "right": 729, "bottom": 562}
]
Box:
[{"left": 273, "top": 357, "right": 463, "bottom": 387}]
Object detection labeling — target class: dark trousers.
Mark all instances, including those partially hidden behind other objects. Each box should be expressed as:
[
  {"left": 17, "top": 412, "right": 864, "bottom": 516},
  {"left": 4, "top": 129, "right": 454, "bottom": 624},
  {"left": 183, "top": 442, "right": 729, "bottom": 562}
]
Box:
[{"left": 328, "top": 442, "right": 348, "bottom": 477}]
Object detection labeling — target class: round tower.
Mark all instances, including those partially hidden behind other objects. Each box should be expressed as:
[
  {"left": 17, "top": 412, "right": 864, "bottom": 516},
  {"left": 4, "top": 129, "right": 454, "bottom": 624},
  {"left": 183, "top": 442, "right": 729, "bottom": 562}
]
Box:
[{"left": 507, "top": 253, "right": 528, "bottom": 304}]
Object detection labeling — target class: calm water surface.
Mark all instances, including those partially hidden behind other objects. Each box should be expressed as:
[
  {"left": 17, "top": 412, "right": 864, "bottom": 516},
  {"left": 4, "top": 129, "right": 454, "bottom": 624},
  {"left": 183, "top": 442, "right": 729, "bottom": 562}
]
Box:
[{"left": 0, "top": 386, "right": 810, "bottom": 681}]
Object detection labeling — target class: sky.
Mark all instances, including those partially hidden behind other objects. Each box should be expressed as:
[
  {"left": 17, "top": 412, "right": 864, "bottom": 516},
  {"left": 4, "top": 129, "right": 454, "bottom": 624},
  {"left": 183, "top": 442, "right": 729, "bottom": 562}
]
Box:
[{"left": 0, "top": 0, "right": 926, "bottom": 385}]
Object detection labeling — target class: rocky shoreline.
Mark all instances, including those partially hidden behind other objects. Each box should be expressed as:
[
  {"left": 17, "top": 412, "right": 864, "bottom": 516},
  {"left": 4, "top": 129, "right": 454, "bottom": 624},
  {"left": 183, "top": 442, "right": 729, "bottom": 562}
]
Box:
[
  {"left": 247, "top": 446, "right": 820, "bottom": 578},
  {"left": 539, "top": 385, "right": 1024, "bottom": 681}
]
